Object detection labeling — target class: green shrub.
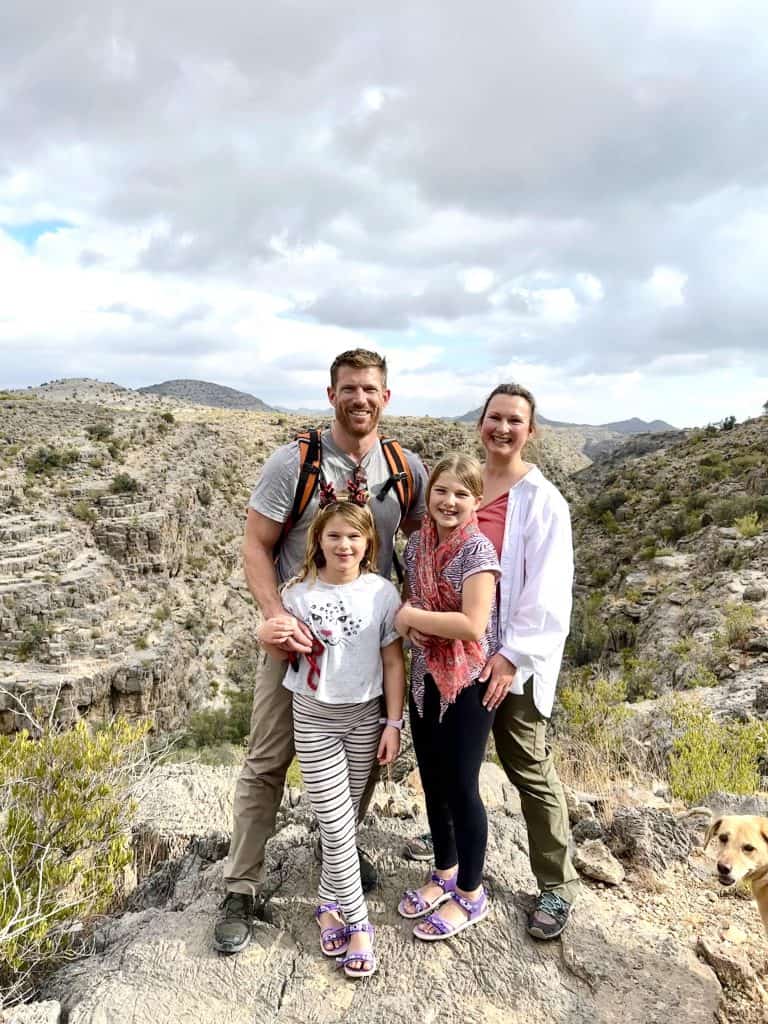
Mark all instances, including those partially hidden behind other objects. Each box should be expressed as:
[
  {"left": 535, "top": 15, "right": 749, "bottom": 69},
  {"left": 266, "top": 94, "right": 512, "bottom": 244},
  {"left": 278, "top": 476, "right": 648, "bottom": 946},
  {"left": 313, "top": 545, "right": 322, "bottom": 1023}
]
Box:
[
  {"left": 109, "top": 473, "right": 140, "bottom": 494},
  {"left": 710, "top": 495, "right": 757, "bottom": 525},
  {"left": 567, "top": 593, "right": 608, "bottom": 666},
  {"left": 184, "top": 687, "right": 253, "bottom": 748},
  {"left": 668, "top": 699, "right": 768, "bottom": 804},
  {"left": 71, "top": 500, "right": 97, "bottom": 524},
  {"left": 685, "top": 666, "right": 719, "bottom": 689},
  {"left": 25, "top": 446, "right": 80, "bottom": 476},
  {"left": 619, "top": 651, "right": 657, "bottom": 702},
  {"left": 16, "top": 622, "right": 52, "bottom": 661},
  {"left": 722, "top": 603, "right": 756, "bottom": 647},
  {"left": 85, "top": 422, "right": 113, "bottom": 442},
  {"left": 0, "top": 718, "right": 151, "bottom": 1001},
  {"left": 734, "top": 511, "right": 762, "bottom": 538},
  {"left": 160, "top": 411, "right": 175, "bottom": 424},
  {"left": 558, "top": 670, "right": 629, "bottom": 753}
]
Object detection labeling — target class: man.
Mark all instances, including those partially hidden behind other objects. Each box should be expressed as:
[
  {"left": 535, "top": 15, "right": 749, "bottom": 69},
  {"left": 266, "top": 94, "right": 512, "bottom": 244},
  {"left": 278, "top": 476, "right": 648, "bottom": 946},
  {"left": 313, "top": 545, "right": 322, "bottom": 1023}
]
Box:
[{"left": 214, "top": 348, "right": 427, "bottom": 954}]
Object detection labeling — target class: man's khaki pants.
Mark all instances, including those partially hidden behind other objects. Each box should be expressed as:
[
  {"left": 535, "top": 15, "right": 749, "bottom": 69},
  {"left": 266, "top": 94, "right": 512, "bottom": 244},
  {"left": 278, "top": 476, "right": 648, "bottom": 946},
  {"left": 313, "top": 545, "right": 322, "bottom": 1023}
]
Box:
[
  {"left": 224, "top": 654, "right": 378, "bottom": 896},
  {"left": 492, "top": 681, "right": 581, "bottom": 904}
]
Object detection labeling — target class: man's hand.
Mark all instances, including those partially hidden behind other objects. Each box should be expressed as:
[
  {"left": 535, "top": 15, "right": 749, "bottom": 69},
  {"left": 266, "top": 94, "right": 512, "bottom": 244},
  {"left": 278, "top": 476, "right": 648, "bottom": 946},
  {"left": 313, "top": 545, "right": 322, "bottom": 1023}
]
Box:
[
  {"left": 377, "top": 725, "right": 401, "bottom": 765},
  {"left": 479, "top": 652, "right": 516, "bottom": 711},
  {"left": 258, "top": 613, "right": 314, "bottom": 654}
]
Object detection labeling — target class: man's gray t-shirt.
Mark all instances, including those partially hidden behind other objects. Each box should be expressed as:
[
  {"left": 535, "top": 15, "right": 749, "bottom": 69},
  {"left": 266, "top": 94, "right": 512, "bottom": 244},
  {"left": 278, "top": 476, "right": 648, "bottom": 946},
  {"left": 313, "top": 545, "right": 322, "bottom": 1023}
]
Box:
[{"left": 248, "top": 430, "right": 427, "bottom": 582}]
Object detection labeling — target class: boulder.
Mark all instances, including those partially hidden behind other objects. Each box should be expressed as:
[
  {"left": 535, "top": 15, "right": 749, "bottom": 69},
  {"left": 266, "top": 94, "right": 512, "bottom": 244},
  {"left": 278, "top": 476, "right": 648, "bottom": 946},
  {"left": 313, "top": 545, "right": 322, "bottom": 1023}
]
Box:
[{"left": 573, "top": 839, "right": 626, "bottom": 885}]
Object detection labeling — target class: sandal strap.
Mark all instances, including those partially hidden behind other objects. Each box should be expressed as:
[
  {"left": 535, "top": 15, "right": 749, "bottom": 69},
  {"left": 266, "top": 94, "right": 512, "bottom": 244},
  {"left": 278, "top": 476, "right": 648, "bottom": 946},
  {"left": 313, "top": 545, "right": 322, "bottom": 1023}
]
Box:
[
  {"left": 345, "top": 920, "right": 374, "bottom": 936},
  {"left": 320, "top": 924, "right": 347, "bottom": 943},
  {"left": 402, "top": 887, "right": 428, "bottom": 913},
  {"left": 315, "top": 901, "right": 341, "bottom": 920},
  {"left": 418, "top": 911, "right": 454, "bottom": 935},
  {"left": 450, "top": 888, "right": 487, "bottom": 919},
  {"left": 429, "top": 871, "right": 457, "bottom": 893}
]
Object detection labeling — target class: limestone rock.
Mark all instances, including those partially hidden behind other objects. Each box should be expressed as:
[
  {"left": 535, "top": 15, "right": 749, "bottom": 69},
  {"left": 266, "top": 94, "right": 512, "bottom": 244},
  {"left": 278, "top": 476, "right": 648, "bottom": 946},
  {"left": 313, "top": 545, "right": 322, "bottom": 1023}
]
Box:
[
  {"left": 573, "top": 839, "right": 626, "bottom": 885},
  {"left": 2, "top": 1004, "right": 61, "bottom": 1024},
  {"left": 607, "top": 807, "right": 694, "bottom": 872},
  {"left": 45, "top": 812, "right": 721, "bottom": 1024}
]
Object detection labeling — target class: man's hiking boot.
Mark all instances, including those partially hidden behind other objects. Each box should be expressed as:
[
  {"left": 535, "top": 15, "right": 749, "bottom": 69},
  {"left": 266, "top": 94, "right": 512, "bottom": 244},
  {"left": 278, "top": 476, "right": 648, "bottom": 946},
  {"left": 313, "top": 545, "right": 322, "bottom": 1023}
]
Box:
[
  {"left": 526, "top": 891, "right": 571, "bottom": 940},
  {"left": 313, "top": 838, "right": 378, "bottom": 893},
  {"left": 402, "top": 832, "right": 434, "bottom": 862},
  {"left": 213, "top": 892, "right": 257, "bottom": 954}
]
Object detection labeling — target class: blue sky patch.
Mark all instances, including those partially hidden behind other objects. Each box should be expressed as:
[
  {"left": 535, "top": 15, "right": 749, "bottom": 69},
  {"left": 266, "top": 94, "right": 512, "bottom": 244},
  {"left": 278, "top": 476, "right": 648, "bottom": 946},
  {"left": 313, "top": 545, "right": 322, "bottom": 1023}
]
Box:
[{"left": 2, "top": 220, "right": 73, "bottom": 247}]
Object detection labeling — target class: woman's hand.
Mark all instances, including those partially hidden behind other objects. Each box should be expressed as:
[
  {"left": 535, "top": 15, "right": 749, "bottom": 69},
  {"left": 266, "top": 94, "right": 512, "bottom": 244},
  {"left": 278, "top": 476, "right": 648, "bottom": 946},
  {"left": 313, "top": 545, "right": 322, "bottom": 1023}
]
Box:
[
  {"left": 479, "top": 652, "right": 516, "bottom": 711},
  {"left": 377, "top": 725, "right": 401, "bottom": 765},
  {"left": 408, "top": 627, "right": 429, "bottom": 649}
]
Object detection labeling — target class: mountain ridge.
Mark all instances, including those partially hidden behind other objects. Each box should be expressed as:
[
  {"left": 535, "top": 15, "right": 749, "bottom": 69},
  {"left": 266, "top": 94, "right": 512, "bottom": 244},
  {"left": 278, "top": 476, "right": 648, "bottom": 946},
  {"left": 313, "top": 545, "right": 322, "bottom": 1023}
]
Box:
[{"left": 137, "top": 379, "right": 274, "bottom": 411}]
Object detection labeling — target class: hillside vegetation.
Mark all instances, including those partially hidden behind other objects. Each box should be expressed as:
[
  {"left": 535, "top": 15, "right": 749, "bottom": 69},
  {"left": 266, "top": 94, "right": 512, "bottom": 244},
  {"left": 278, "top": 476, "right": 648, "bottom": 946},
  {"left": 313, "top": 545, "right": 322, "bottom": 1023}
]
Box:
[{"left": 565, "top": 416, "right": 767, "bottom": 711}]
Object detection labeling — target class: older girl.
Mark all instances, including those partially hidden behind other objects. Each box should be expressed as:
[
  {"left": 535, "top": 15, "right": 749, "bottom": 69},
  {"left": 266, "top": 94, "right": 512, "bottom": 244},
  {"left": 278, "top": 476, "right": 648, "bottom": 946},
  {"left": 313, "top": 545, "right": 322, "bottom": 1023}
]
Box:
[{"left": 395, "top": 454, "right": 500, "bottom": 941}]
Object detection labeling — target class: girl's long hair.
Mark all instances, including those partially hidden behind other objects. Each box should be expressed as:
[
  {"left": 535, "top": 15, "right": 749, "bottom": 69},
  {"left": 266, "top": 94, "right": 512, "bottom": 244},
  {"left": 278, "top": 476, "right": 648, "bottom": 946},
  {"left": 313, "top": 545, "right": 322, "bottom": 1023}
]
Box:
[
  {"left": 291, "top": 501, "right": 379, "bottom": 585},
  {"left": 425, "top": 453, "right": 484, "bottom": 511}
]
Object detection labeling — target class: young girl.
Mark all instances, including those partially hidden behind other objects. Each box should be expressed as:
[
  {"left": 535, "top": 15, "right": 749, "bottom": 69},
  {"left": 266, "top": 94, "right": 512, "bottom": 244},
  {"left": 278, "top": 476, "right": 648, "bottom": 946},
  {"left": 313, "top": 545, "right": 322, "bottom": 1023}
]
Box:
[
  {"left": 394, "top": 454, "right": 500, "bottom": 941},
  {"left": 258, "top": 500, "right": 404, "bottom": 978}
]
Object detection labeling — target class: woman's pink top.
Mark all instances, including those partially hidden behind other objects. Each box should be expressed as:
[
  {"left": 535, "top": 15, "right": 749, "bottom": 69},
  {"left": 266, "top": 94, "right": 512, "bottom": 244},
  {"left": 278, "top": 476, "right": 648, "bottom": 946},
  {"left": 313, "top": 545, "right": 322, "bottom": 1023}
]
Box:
[{"left": 477, "top": 492, "right": 509, "bottom": 559}]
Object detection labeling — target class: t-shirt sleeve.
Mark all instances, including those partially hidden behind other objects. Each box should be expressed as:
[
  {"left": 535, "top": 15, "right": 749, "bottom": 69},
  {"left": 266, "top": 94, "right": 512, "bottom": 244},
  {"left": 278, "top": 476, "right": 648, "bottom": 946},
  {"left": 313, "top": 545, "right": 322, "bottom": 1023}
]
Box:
[
  {"left": 460, "top": 535, "right": 501, "bottom": 585},
  {"left": 379, "top": 580, "right": 402, "bottom": 647},
  {"left": 247, "top": 442, "right": 299, "bottom": 522},
  {"left": 404, "top": 450, "right": 428, "bottom": 522},
  {"left": 281, "top": 584, "right": 300, "bottom": 618}
]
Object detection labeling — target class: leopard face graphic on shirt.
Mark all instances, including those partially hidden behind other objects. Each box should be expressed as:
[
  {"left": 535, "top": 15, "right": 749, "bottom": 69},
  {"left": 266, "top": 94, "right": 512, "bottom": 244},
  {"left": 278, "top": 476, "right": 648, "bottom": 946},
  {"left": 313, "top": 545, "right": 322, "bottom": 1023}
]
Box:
[{"left": 306, "top": 597, "right": 363, "bottom": 647}]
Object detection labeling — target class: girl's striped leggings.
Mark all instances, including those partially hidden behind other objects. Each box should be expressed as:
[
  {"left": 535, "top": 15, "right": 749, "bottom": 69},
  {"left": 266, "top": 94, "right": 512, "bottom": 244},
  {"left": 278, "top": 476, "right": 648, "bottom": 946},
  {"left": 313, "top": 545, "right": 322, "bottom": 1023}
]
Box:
[{"left": 292, "top": 692, "right": 381, "bottom": 924}]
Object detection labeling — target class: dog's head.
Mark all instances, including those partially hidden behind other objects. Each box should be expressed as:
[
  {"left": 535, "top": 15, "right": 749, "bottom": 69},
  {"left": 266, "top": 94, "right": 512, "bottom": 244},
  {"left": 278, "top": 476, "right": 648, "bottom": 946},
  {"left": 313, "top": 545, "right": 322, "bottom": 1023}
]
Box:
[{"left": 705, "top": 814, "right": 768, "bottom": 886}]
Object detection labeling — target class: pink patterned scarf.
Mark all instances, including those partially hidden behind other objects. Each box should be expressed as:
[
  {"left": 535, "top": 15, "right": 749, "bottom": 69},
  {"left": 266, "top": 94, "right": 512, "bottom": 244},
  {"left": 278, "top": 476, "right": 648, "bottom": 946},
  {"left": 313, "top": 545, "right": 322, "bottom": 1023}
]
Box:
[{"left": 412, "top": 513, "right": 487, "bottom": 706}]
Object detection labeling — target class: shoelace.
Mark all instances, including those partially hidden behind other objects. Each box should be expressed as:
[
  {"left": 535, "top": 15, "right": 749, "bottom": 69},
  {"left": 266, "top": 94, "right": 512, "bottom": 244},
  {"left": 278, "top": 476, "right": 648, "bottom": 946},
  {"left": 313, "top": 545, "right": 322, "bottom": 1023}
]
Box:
[{"left": 536, "top": 891, "right": 568, "bottom": 918}]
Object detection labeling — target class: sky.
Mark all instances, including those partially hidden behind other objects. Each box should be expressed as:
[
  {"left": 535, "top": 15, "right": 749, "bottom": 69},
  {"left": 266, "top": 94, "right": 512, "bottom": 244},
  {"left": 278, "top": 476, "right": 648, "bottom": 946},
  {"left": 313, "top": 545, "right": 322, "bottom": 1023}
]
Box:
[{"left": 2, "top": 1, "right": 768, "bottom": 426}]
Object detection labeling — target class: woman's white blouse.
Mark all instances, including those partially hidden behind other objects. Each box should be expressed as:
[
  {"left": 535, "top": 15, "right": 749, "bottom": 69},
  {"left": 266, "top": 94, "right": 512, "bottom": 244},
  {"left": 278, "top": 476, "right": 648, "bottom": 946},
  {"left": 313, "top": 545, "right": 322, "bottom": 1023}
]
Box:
[{"left": 497, "top": 466, "right": 574, "bottom": 718}]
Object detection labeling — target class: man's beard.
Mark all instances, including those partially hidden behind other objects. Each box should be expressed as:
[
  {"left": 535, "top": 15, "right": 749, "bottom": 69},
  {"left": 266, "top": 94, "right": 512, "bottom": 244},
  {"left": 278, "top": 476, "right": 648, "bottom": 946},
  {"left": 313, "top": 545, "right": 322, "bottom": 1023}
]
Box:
[{"left": 335, "top": 403, "right": 381, "bottom": 437}]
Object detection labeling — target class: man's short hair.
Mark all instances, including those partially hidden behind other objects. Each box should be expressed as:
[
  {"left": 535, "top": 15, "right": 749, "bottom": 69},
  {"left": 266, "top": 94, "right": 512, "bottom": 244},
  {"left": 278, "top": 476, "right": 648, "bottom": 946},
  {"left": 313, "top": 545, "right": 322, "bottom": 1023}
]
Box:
[{"left": 330, "top": 349, "right": 387, "bottom": 388}]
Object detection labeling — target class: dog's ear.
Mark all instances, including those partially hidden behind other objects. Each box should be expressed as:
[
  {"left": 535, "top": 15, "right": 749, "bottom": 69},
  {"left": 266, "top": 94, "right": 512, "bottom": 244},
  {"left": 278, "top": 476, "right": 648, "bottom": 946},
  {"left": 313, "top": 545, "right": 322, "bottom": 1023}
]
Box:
[
  {"left": 761, "top": 817, "right": 768, "bottom": 848},
  {"left": 705, "top": 817, "right": 722, "bottom": 847}
]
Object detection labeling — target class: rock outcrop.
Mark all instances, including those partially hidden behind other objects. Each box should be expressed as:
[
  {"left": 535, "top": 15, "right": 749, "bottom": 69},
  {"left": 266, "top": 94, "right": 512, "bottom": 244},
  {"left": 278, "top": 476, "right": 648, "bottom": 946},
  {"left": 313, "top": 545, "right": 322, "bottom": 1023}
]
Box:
[{"left": 39, "top": 789, "right": 722, "bottom": 1024}]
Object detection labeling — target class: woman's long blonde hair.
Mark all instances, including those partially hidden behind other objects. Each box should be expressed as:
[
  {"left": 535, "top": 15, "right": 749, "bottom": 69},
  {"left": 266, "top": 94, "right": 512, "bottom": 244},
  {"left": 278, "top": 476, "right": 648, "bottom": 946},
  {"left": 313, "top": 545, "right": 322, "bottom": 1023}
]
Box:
[{"left": 290, "top": 501, "right": 379, "bottom": 585}]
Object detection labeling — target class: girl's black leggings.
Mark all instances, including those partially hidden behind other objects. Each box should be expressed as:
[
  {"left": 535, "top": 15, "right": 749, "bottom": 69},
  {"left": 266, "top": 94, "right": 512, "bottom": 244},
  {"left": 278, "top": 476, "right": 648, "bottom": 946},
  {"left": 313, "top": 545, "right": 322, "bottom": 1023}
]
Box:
[{"left": 409, "top": 674, "right": 496, "bottom": 891}]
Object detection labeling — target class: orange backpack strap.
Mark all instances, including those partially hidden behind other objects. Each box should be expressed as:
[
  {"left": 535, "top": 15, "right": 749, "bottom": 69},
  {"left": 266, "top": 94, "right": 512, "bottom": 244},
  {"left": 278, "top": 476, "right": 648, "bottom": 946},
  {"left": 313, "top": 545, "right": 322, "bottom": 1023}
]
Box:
[
  {"left": 274, "top": 429, "right": 322, "bottom": 559},
  {"left": 378, "top": 437, "right": 414, "bottom": 522}
]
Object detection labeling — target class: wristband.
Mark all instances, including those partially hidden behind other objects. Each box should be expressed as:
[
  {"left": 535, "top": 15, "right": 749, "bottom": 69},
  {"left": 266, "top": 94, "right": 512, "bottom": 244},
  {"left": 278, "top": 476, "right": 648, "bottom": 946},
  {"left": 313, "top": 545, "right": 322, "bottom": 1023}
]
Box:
[{"left": 379, "top": 717, "right": 404, "bottom": 730}]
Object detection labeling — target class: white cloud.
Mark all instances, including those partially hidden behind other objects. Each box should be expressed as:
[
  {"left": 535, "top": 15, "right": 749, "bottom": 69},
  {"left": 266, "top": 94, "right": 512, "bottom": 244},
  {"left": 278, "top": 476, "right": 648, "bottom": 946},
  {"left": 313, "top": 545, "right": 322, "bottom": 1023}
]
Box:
[{"left": 2, "top": 1, "right": 768, "bottom": 426}]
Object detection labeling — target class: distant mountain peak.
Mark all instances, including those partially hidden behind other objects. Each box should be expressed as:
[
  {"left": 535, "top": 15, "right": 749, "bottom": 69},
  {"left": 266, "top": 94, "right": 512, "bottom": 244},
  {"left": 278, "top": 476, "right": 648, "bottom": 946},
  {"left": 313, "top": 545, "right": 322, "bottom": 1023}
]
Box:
[{"left": 138, "top": 379, "right": 273, "bottom": 411}]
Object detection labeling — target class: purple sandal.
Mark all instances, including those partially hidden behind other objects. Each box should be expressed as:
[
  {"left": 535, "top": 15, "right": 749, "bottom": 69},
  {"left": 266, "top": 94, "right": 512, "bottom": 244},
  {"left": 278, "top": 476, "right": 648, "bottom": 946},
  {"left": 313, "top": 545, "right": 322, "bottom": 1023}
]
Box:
[
  {"left": 337, "top": 921, "right": 376, "bottom": 979},
  {"left": 315, "top": 902, "right": 348, "bottom": 957},
  {"left": 413, "top": 887, "right": 489, "bottom": 942},
  {"left": 398, "top": 870, "right": 458, "bottom": 919}
]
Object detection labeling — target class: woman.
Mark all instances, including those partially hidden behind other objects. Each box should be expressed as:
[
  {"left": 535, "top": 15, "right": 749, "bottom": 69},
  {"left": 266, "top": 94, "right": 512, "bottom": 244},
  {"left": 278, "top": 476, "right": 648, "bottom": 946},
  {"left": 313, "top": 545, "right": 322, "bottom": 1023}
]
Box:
[
  {"left": 404, "top": 383, "right": 579, "bottom": 940},
  {"left": 477, "top": 383, "right": 579, "bottom": 939}
]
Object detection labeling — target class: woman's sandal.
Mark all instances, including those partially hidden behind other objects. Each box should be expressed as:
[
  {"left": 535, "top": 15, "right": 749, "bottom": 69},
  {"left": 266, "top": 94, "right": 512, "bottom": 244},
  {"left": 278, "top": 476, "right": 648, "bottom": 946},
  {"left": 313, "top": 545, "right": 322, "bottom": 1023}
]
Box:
[
  {"left": 413, "top": 888, "right": 489, "bottom": 942},
  {"left": 397, "top": 870, "right": 458, "bottom": 919},
  {"left": 336, "top": 921, "right": 376, "bottom": 979},
  {"left": 315, "top": 902, "right": 348, "bottom": 957}
]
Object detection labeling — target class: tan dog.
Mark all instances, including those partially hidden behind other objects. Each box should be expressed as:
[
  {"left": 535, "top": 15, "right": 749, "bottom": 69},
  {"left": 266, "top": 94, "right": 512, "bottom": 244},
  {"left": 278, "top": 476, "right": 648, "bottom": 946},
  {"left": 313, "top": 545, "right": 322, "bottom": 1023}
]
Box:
[{"left": 705, "top": 814, "right": 768, "bottom": 936}]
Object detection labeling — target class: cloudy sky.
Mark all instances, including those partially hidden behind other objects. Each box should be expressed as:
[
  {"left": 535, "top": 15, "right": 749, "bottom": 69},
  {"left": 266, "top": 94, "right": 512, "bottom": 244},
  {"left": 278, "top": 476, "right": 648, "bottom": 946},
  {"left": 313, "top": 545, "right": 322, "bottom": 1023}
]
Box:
[{"left": 2, "top": 1, "right": 768, "bottom": 426}]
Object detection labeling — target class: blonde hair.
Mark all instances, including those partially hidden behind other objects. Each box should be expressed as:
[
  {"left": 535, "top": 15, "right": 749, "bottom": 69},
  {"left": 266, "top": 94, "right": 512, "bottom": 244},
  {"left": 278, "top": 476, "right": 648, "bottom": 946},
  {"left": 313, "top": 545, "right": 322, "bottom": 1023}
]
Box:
[
  {"left": 292, "top": 502, "right": 379, "bottom": 584},
  {"left": 426, "top": 453, "right": 484, "bottom": 509}
]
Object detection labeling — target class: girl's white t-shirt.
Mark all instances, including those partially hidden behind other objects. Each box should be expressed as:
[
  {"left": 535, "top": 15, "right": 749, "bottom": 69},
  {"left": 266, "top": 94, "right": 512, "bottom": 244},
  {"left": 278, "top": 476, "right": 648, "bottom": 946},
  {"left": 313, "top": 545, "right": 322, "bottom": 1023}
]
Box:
[{"left": 281, "top": 573, "right": 401, "bottom": 703}]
